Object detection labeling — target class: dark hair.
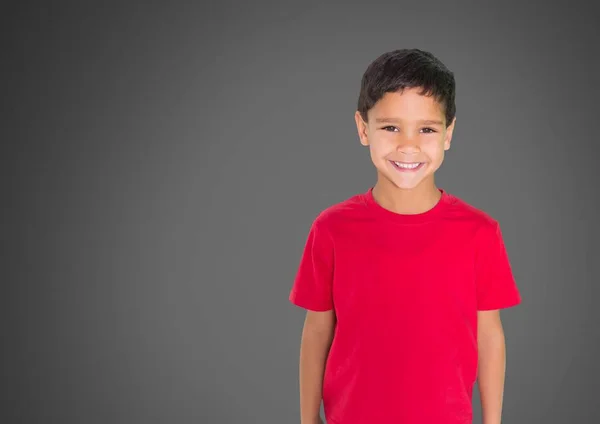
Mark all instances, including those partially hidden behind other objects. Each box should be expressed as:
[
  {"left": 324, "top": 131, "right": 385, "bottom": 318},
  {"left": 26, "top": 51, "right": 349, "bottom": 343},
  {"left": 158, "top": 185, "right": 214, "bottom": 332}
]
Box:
[{"left": 357, "top": 49, "right": 456, "bottom": 127}]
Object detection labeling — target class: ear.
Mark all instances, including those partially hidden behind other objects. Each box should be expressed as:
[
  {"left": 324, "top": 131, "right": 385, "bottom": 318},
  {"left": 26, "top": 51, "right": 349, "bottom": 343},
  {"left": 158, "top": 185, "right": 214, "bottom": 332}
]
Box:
[
  {"left": 354, "top": 111, "right": 369, "bottom": 146},
  {"left": 443, "top": 117, "right": 456, "bottom": 151}
]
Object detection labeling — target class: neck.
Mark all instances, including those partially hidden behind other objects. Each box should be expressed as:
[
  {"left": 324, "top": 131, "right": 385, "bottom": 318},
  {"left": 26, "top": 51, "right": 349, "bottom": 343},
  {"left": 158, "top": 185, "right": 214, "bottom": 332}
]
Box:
[{"left": 372, "top": 178, "right": 441, "bottom": 215}]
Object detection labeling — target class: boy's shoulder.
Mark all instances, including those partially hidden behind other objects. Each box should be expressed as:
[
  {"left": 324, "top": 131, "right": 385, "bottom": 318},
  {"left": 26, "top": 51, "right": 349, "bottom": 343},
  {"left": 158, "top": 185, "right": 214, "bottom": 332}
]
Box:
[
  {"left": 445, "top": 191, "right": 500, "bottom": 227},
  {"left": 441, "top": 191, "right": 509, "bottom": 248},
  {"left": 310, "top": 190, "right": 369, "bottom": 227}
]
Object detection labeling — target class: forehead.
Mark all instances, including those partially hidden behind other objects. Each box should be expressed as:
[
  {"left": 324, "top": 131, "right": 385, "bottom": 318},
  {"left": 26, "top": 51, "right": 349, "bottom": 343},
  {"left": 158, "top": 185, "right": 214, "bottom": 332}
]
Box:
[{"left": 368, "top": 88, "right": 445, "bottom": 123}]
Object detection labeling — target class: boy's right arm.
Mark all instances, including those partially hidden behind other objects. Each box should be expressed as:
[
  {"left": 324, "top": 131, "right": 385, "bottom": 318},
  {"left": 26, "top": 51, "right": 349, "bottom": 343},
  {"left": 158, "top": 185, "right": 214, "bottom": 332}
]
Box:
[{"left": 299, "top": 309, "right": 336, "bottom": 424}]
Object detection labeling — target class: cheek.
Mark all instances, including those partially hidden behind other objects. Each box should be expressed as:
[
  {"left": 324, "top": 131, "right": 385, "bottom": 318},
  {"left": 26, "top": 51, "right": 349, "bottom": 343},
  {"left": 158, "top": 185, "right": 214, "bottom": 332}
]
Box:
[
  {"left": 371, "top": 144, "right": 393, "bottom": 163},
  {"left": 369, "top": 134, "right": 394, "bottom": 153},
  {"left": 422, "top": 138, "right": 446, "bottom": 157},
  {"left": 369, "top": 145, "right": 384, "bottom": 163}
]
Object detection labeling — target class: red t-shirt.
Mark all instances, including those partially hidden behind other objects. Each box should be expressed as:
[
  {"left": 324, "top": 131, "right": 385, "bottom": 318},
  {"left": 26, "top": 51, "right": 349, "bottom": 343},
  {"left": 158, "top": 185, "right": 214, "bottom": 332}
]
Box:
[{"left": 289, "top": 187, "right": 522, "bottom": 424}]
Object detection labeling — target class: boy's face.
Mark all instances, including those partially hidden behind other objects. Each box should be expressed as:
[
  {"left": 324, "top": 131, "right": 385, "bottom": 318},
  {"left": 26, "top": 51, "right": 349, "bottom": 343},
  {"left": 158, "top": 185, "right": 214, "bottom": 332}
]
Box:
[{"left": 354, "top": 87, "right": 456, "bottom": 192}]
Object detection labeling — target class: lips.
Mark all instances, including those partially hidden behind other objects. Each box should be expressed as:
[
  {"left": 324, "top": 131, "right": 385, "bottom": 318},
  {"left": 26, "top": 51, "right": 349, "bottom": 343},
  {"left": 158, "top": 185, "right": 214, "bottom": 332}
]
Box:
[{"left": 390, "top": 160, "right": 424, "bottom": 172}]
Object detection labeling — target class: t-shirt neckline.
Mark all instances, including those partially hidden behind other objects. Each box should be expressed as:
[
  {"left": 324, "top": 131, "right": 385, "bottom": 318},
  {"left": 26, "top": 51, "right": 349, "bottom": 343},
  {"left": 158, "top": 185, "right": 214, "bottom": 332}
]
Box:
[{"left": 363, "top": 186, "right": 452, "bottom": 223}]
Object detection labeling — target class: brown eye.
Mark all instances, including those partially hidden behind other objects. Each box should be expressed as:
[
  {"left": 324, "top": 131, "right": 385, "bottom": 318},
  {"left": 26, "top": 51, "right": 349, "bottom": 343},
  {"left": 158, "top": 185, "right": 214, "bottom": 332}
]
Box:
[
  {"left": 382, "top": 126, "right": 398, "bottom": 132},
  {"left": 421, "top": 128, "right": 436, "bottom": 133}
]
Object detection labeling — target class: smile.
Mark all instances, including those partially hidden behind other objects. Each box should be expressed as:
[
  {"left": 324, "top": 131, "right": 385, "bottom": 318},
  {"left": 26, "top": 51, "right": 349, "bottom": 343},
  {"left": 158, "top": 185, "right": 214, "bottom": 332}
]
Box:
[{"left": 390, "top": 161, "right": 424, "bottom": 171}]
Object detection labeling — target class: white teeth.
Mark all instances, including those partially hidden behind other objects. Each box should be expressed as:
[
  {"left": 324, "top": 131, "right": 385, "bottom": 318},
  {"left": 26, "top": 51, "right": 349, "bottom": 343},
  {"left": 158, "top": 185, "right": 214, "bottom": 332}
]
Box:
[{"left": 393, "top": 161, "right": 421, "bottom": 169}]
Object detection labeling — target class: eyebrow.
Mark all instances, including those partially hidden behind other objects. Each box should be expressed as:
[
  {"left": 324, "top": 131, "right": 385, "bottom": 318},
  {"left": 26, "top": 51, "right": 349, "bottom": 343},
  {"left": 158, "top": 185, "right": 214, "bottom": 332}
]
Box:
[{"left": 375, "top": 118, "right": 444, "bottom": 126}]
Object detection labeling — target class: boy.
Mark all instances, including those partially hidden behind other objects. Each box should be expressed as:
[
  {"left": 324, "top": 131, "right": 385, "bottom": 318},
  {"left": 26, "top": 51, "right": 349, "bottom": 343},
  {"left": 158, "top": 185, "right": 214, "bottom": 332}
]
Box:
[{"left": 289, "top": 49, "right": 522, "bottom": 424}]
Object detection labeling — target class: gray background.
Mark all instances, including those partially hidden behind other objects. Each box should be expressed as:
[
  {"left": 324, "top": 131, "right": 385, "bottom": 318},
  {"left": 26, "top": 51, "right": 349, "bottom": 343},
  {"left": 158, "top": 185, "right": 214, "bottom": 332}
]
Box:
[{"left": 2, "top": 1, "right": 599, "bottom": 423}]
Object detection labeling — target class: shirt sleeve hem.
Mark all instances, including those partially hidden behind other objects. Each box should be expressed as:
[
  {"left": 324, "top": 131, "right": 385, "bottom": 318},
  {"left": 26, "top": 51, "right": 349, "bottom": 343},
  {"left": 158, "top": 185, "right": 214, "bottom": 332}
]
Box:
[
  {"left": 289, "top": 293, "right": 334, "bottom": 312},
  {"left": 476, "top": 295, "right": 522, "bottom": 311}
]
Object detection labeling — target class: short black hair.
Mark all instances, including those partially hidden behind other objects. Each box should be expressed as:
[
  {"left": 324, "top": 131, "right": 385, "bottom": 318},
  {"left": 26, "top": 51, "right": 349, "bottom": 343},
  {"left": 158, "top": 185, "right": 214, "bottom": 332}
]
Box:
[{"left": 357, "top": 49, "right": 456, "bottom": 128}]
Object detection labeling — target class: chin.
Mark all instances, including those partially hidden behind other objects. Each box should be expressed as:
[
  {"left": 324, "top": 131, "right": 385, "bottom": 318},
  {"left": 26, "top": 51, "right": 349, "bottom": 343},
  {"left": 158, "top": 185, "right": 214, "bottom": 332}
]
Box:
[
  {"left": 392, "top": 181, "right": 425, "bottom": 191},
  {"left": 378, "top": 173, "right": 424, "bottom": 191}
]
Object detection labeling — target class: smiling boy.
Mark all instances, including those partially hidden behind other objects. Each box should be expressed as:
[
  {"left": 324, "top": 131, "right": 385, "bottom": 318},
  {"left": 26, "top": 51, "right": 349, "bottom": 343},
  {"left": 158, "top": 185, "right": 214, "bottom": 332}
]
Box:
[{"left": 289, "top": 49, "right": 522, "bottom": 423}]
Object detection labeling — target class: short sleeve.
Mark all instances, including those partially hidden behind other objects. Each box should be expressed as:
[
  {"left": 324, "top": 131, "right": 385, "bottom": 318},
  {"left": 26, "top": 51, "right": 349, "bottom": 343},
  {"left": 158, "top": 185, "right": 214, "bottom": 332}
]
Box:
[
  {"left": 289, "top": 217, "right": 334, "bottom": 312},
  {"left": 475, "top": 221, "right": 522, "bottom": 311}
]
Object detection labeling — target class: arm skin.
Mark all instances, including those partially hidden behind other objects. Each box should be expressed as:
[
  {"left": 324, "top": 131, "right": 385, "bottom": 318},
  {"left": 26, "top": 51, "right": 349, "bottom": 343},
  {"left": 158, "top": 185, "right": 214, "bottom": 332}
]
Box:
[
  {"left": 477, "top": 309, "right": 507, "bottom": 424},
  {"left": 298, "top": 309, "right": 336, "bottom": 424}
]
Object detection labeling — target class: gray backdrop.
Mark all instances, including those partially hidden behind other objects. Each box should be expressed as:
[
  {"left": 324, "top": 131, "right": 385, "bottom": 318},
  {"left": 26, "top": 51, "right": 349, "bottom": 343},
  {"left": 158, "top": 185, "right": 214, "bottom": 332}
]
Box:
[{"left": 3, "top": 1, "right": 599, "bottom": 423}]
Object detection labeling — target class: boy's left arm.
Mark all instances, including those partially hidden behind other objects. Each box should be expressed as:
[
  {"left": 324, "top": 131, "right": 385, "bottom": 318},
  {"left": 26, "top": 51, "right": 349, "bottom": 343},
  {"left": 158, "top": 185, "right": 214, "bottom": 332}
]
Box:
[{"left": 477, "top": 309, "right": 506, "bottom": 424}]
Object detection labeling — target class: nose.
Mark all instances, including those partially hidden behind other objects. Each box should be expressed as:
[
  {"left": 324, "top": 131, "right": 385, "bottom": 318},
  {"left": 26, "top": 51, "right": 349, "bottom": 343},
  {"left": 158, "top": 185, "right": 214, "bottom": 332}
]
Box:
[{"left": 396, "top": 136, "right": 420, "bottom": 154}]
